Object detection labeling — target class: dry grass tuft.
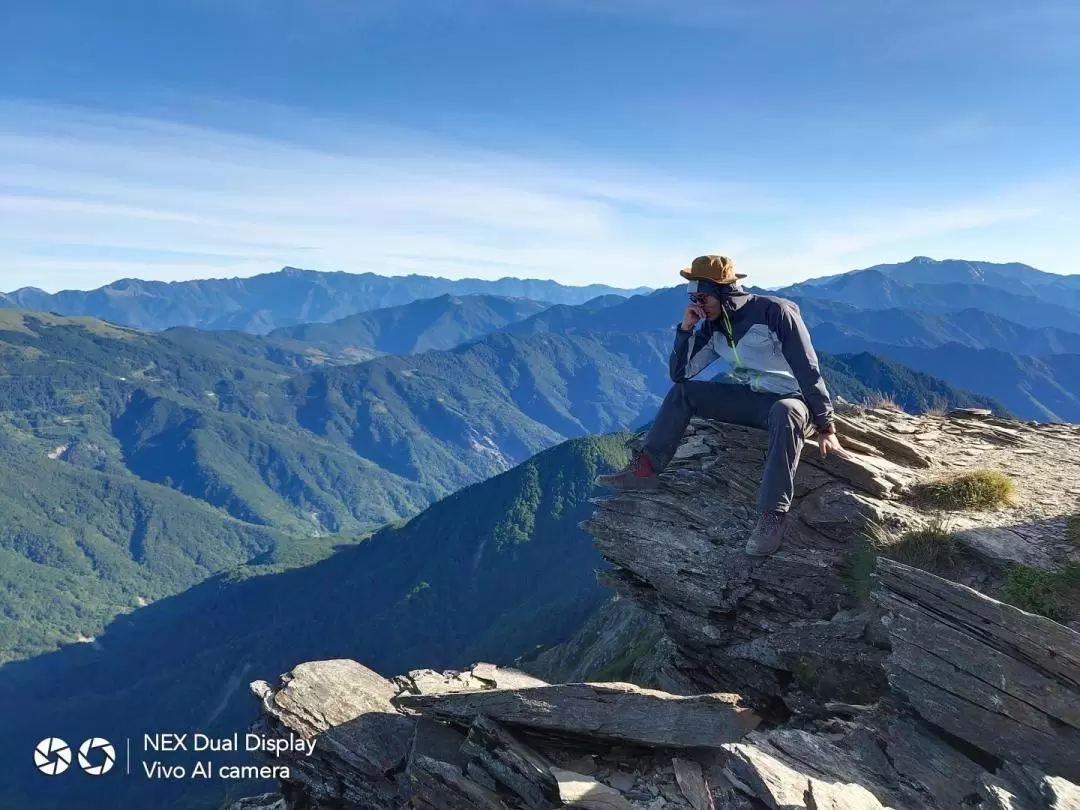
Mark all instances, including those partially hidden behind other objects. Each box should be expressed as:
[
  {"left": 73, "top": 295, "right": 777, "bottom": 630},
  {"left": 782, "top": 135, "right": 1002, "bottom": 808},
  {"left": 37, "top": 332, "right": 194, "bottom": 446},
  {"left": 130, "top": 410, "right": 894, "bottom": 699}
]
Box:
[
  {"left": 861, "top": 392, "right": 904, "bottom": 412},
  {"left": 909, "top": 468, "right": 1017, "bottom": 511},
  {"left": 849, "top": 519, "right": 960, "bottom": 603}
]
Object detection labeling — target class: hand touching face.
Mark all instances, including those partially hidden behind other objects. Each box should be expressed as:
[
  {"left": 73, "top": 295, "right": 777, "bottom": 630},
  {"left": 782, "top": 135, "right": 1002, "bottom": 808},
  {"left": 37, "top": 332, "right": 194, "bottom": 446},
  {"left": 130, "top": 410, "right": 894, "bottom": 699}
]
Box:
[{"left": 681, "top": 303, "right": 707, "bottom": 331}]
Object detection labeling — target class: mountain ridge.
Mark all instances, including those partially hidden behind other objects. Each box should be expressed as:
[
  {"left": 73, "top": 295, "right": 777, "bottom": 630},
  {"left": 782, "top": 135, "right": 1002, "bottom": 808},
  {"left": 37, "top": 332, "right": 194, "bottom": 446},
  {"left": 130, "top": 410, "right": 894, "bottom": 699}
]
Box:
[
  {"left": 0, "top": 267, "right": 651, "bottom": 333},
  {"left": 268, "top": 293, "right": 552, "bottom": 357}
]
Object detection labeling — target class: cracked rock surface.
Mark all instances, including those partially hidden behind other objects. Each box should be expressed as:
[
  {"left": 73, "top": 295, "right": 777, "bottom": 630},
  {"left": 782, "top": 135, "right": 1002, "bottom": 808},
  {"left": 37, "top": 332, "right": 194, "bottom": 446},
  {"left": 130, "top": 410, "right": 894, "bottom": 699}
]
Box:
[{"left": 231, "top": 408, "right": 1080, "bottom": 810}]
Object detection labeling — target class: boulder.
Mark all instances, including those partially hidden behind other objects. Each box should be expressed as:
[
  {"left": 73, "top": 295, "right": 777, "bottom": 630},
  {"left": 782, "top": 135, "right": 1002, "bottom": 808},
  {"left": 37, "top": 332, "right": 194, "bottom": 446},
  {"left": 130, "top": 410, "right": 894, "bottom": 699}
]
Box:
[{"left": 396, "top": 681, "right": 760, "bottom": 748}]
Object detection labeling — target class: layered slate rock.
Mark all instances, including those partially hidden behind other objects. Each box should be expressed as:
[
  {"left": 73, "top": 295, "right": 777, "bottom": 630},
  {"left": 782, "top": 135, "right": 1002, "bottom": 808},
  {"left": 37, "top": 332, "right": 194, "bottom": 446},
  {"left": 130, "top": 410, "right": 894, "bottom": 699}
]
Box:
[
  {"left": 396, "top": 681, "right": 760, "bottom": 748},
  {"left": 233, "top": 409, "right": 1080, "bottom": 810},
  {"left": 239, "top": 662, "right": 761, "bottom": 810},
  {"left": 248, "top": 659, "right": 414, "bottom": 810},
  {"left": 586, "top": 407, "right": 1080, "bottom": 704},
  {"left": 873, "top": 559, "right": 1080, "bottom": 781}
]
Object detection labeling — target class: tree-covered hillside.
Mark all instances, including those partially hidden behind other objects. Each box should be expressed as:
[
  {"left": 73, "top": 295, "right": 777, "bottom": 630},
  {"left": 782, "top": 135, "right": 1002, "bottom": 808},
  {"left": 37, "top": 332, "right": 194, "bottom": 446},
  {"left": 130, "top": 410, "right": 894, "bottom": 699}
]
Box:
[
  {"left": 0, "top": 435, "right": 630, "bottom": 810},
  {"left": 818, "top": 353, "right": 1005, "bottom": 414}
]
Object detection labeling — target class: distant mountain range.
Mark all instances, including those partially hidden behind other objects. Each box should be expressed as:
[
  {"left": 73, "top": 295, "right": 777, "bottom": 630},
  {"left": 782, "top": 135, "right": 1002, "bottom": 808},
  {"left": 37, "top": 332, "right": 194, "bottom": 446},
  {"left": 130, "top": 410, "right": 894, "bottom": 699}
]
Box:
[
  {"left": 0, "top": 267, "right": 650, "bottom": 333},
  {"left": 777, "top": 259, "right": 1080, "bottom": 333},
  {"left": 796, "top": 301, "right": 1080, "bottom": 355},
  {"left": 490, "top": 257, "right": 1080, "bottom": 420},
  {"left": 772, "top": 257, "right": 1080, "bottom": 419},
  {"left": 0, "top": 300, "right": 999, "bottom": 668},
  {"left": 794, "top": 255, "right": 1080, "bottom": 310}
]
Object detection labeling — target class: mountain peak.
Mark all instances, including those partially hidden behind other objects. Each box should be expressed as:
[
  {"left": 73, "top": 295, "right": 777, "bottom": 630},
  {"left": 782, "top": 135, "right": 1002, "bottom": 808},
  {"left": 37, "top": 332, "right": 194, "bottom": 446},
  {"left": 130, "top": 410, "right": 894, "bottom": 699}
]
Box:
[{"left": 910, "top": 255, "right": 937, "bottom": 264}]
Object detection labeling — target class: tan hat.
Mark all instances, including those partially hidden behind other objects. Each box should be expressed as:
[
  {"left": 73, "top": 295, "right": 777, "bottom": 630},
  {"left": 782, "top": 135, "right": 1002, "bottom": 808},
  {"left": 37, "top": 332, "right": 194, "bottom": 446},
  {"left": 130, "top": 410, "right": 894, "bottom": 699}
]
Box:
[{"left": 679, "top": 255, "right": 746, "bottom": 284}]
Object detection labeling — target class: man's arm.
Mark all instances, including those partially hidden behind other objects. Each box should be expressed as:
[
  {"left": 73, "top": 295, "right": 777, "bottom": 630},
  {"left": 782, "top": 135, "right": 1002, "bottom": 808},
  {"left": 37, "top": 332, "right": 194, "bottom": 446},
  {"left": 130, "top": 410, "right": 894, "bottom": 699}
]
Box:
[
  {"left": 772, "top": 301, "right": 834, "bottom": 432},
  {"left": 669, "top": 323, "right": 720, "bottom": 383}
]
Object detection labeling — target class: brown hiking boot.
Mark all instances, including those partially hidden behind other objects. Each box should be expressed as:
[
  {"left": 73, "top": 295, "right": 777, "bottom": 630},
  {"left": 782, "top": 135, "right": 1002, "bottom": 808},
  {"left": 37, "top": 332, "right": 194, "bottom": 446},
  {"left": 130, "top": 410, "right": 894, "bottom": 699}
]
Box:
[
  {"left": 596, "top": 451, "right": 660, "bottom": 491},
  {"left": 745, "top": 510, "right": 787, "bottom": 556}
]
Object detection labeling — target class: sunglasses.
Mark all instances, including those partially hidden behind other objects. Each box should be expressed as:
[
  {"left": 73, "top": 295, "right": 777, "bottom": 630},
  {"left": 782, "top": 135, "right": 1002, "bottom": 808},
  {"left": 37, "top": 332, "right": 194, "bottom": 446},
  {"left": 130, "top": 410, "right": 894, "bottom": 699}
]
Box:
[{"left": 688, "top": 292, "right": 711, "bottom": 304}]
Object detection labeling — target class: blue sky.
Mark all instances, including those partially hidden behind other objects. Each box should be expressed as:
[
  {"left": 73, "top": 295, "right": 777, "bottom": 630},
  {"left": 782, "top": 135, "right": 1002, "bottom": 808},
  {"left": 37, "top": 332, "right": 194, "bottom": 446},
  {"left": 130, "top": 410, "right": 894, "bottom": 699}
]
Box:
[{"left": 2, "top": 0, "right": 1078, "bottom": 291}]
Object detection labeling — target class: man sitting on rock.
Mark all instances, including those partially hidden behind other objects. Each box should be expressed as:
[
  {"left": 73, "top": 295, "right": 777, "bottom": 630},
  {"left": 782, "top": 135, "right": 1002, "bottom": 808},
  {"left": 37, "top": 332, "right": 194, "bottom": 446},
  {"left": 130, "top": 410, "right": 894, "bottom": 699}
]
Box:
[{"left": 598, "top": 255, "right": 843, "bottom": 556}]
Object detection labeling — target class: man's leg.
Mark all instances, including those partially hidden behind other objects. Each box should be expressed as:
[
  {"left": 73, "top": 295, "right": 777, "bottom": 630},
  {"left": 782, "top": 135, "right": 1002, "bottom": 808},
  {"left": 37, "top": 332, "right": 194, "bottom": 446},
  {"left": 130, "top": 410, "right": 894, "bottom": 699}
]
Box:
[
  {"left": 598, "top": 381, "right": 766, "bottom": 490},
  {"left": 758, "top": 397, "right": 811, "bottom": 513},
  {"left": 643, "top": 381, "right": 770, "bottom": 471},
  {"left": 746, "top": 396, "right": 810, "bottom": 556}
]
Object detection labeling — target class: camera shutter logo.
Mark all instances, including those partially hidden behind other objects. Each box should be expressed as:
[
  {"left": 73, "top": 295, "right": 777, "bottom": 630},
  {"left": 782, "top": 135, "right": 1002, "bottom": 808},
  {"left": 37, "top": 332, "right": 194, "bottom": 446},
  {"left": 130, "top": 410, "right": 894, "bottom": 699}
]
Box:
[
  {"left": 34, "top": 738, "right": 72, "bottom": 775},
  {"left": 77, "top": 737, "right": 116, "bottom": 775}
]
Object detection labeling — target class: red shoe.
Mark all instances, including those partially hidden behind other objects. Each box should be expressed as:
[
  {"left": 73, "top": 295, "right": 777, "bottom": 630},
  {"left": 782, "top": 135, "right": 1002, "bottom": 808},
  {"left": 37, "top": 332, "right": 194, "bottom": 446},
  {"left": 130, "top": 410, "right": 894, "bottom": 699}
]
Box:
[{"left": 596, "top": 451, "right": 660, "bottom": 490}]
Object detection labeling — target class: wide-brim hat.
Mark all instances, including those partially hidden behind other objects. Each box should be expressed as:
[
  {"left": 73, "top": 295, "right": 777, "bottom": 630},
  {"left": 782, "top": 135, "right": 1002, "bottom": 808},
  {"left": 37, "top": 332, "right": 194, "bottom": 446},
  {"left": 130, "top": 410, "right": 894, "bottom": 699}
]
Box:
[{"left": 679, "top": 254, "right": 746, "bottom": 284}]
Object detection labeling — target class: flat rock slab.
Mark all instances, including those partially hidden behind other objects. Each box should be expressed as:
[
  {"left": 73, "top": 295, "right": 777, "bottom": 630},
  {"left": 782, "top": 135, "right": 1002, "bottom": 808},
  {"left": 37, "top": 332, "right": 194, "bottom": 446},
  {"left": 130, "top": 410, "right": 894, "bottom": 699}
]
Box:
[
  {"left": 722, "top": 742, "right": 888, "bottom": 810},
  {"left": 395, "top": 663, "right": 548, "bottom": 697},
  {"left": 250, "top": 659, "right": 414, "bottom": 774},
  {"left": 952, "top": 525, "right": 1058, "bottom": 569},
  {"left": 550, "top": 768, "right": 633, "bottom": 810},
  {"left": 397, "top": 681, "right": 760, "bottom": 748}
]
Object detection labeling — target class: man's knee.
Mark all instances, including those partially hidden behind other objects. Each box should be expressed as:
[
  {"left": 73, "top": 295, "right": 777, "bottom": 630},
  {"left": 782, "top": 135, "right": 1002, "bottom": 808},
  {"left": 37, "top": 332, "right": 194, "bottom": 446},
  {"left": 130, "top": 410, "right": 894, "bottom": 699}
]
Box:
[
  {"left": 667, "top": 380, "right": 694, "bottom": 405},
  {"left": 769, "top": 398, "right": 808, "bottom": 429}
]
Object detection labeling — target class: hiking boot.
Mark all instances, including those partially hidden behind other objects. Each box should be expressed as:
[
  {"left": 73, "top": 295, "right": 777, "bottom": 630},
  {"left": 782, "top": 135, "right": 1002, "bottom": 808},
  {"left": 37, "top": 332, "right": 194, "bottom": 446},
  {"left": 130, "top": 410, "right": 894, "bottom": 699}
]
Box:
[
  {"left": 745, "top": 510, "right": 787, "bottom": 556},
  {"left": 596, "top": 451, "right": 660, "bottom": 491}
]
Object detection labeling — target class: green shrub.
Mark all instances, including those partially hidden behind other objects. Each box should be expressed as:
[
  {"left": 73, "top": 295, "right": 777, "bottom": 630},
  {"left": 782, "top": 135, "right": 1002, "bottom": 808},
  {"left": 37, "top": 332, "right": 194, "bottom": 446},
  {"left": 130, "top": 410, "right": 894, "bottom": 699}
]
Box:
[
  {"left": 1067, "top": 515, "right": 1080, "bottom": 546},
  {"left": 1000, "top": 565, "right": 1080, "bottom": 622},
  {"left": 910, "top": 469, "right": 1017, "bottom": 511}
]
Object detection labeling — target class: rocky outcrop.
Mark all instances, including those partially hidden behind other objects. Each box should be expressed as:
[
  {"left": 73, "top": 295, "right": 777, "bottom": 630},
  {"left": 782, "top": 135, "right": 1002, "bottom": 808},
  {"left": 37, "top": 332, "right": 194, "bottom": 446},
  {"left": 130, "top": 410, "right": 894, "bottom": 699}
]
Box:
[
  {"left": 234, "top": 408, "right": 1080, "bottom": 809},
  {"left": 242, "top": 660, "right": 759, "bottom": 810},
  {"left": 587, "top": 407, "right": 1080, "bottom": 704}
]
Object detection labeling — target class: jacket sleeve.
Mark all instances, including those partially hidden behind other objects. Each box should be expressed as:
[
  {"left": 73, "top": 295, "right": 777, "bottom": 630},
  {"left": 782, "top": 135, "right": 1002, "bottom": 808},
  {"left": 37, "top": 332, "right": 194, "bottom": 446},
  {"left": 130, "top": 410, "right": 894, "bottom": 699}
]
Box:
[
  {"left": 772, "top": 302, "right": 834, "bottom": 432},
  {"left": 669, "top": 322, "right": 720, "bottom": 383}
]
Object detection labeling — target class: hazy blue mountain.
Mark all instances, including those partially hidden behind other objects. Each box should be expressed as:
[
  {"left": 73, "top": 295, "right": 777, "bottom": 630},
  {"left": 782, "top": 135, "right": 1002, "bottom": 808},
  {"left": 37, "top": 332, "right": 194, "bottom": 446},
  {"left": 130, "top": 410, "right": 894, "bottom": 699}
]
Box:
[
  {"left": 0, "top": 267, "right": 650, "bottom": 333},
  {"left": 778, "top": 269, "right": 1080, "bottom": 333},
  {"left": 505, "top": 286, "right": 686, "bottom": 334},
  {"left": 836, "top": 343, "right": 1080, "bottom": 423},
  {"left": 814, "top": 353, "right": 1004, "bottom": 414},
  {"left": 797, "top": 301, "right": 1080, "bottom": 355},
  {"left": 501, "top": 285, "right": 1066, "bottom": 419},
  {"left": 269, "top": 293, "right": 552, "bottom": 357},
  {"left": 506, "top": 283, "right": 1080, "bottom": 357},
  {"left": 796, "top": 256, "right": 1080, "bottom": 310}
]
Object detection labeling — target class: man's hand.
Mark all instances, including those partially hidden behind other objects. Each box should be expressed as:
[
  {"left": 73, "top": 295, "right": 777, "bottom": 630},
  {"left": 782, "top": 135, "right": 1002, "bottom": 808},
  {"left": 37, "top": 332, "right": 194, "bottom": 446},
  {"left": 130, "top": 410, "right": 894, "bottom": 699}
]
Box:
[
  {"left": 816, "top": 428, "right": 844, "bottom": 458},
  {"left": 681, "top": 304, "right": 706, "bottom": 331}
]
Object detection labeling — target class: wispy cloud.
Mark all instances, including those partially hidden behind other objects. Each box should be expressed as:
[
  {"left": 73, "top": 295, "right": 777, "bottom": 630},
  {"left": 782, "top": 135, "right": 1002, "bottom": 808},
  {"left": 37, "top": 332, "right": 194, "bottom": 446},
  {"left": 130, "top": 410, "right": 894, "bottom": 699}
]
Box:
[
  {"left": 0, "top": 100, "right": 1075, "bottom": 292},
  {"left": 0, "top": 101, "right": 777, "bottom": 290}
]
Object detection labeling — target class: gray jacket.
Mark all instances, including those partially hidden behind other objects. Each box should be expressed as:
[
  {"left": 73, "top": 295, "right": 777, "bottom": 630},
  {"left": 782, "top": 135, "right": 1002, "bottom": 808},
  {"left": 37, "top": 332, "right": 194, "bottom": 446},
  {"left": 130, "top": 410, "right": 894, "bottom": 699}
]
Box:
[{"left": 669, "top": 290, "right": 834, "bottom": 432}]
